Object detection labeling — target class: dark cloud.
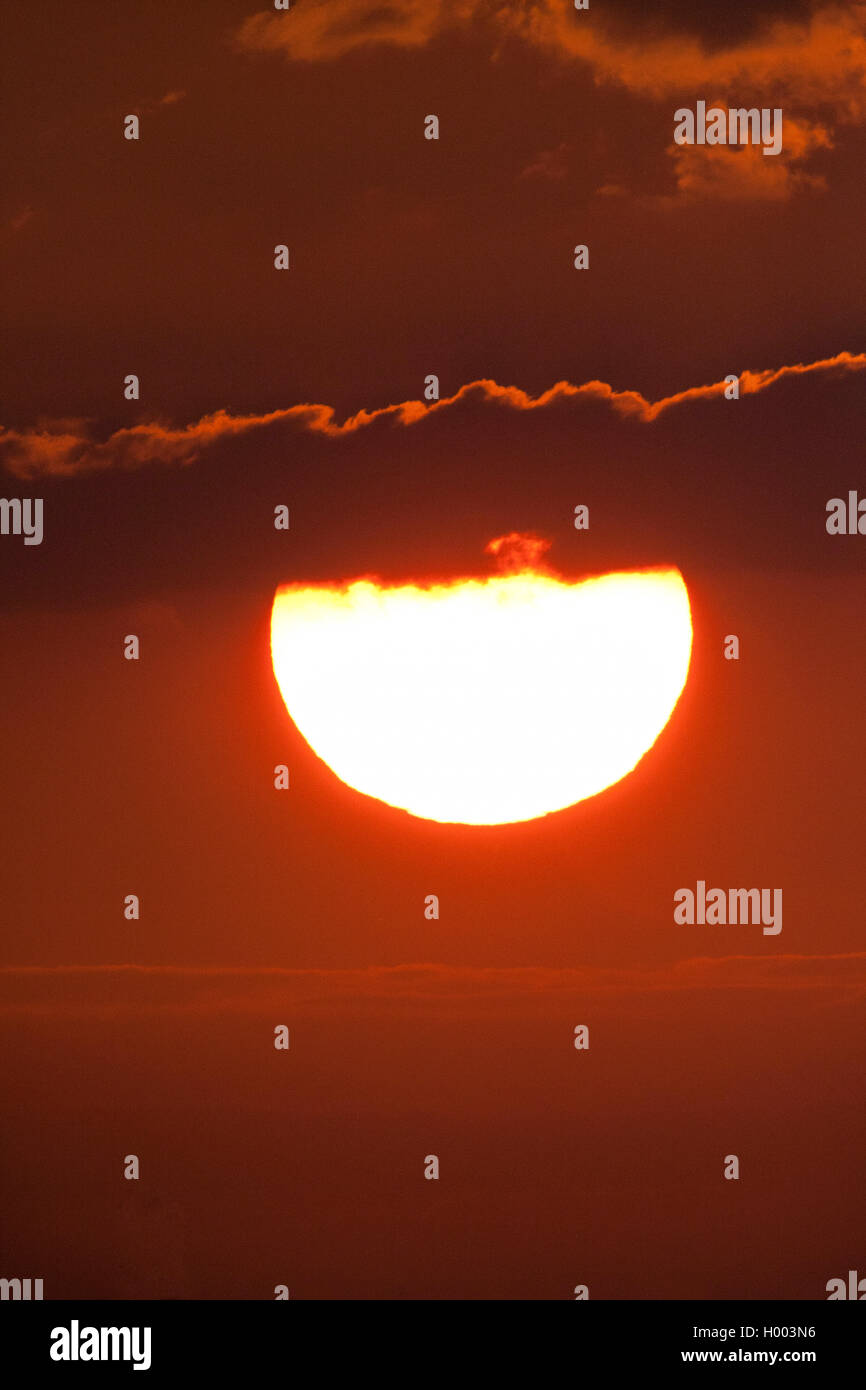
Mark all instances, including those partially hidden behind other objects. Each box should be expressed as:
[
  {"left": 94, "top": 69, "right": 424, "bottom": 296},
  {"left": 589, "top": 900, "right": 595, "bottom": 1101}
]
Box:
[
  {"left": 2, "top": 354, "right": 864, "bottom": 618},
  {"left": 3, "top": 352, "right": 862, "bottom": 478}
]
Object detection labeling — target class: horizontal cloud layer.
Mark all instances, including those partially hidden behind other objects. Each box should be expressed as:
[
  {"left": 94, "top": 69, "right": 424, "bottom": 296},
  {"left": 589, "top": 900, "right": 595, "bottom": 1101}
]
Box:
[
  {"left": 2, "top": 351, "right": 863, "bottom": 478},
  {"left": 1, "top": 953, "right": 863, "bottom": 1017}
]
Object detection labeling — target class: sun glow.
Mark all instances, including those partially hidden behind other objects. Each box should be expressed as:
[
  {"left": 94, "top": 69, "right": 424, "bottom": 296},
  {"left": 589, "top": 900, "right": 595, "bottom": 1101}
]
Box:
[{"left": 270, "top": 564, "right": 692, "bottom": 825}]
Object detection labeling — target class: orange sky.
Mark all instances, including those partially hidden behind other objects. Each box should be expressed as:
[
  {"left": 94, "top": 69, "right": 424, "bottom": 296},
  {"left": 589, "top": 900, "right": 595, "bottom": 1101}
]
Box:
[{"left": 1, "top": 0, "right": 864, "bottom": 1300}]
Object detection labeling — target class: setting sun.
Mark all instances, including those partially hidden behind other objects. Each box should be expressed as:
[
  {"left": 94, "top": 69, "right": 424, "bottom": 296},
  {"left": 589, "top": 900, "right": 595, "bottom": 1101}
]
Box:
[{"left": 270, "top": 559, "right": 692, "bottom": 824}]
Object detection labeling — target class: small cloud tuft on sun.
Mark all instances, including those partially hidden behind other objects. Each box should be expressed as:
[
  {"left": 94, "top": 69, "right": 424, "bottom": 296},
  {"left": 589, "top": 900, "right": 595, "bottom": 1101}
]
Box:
[{"left": 485, "top": 532, "right": 553, "bottom": 574}]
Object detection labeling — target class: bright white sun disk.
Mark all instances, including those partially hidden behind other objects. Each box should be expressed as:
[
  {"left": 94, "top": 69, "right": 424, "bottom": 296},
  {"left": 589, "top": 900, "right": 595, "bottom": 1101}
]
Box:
[{"left": 270, "top": 567, "right": 692, "bottom": 825}]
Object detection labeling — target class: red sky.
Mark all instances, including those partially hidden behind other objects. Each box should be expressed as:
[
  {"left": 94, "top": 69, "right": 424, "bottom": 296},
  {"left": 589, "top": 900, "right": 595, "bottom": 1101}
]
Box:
[{"left": 1, "top": 0, "right": 864, "bottom": 1299}]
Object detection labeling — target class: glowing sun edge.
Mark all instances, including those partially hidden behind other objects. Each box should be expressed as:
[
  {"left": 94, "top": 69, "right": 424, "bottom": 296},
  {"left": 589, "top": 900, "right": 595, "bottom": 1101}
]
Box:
[{"left": 270, "top": 567, "right": 692, "bottom": 825}]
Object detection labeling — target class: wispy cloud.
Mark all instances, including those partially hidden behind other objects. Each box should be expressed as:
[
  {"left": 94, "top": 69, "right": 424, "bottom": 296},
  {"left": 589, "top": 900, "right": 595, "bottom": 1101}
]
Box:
[
  {"left": 235, "top": 1, "right": 866, "bottom": 196},
  {"left": 1, "top": 954, "right": 863, "bottom": 1018},
  {"left": 236, "top": 0, "right": 452, "bottom": 63},
  {"left": 2, "top": 351, "right": 863, "bottom": 479},
  {"left": 663, "top": 114, "right": 833, "bottom": 203},
  {"left": 236, "top": 0, "right": 866, "bottom": 116}
]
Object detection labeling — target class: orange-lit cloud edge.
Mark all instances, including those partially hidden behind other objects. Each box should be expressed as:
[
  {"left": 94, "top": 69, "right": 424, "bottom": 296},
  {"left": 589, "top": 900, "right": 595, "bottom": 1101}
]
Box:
[
  {"left": 236, "top": 0, "right": 866, "bottom": 121},
  {"left": 2, "top": 351, "right": 863, "bottom": 478},
  {"left": 234, "top": 1, "right": 866, "bottom": 199}
]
